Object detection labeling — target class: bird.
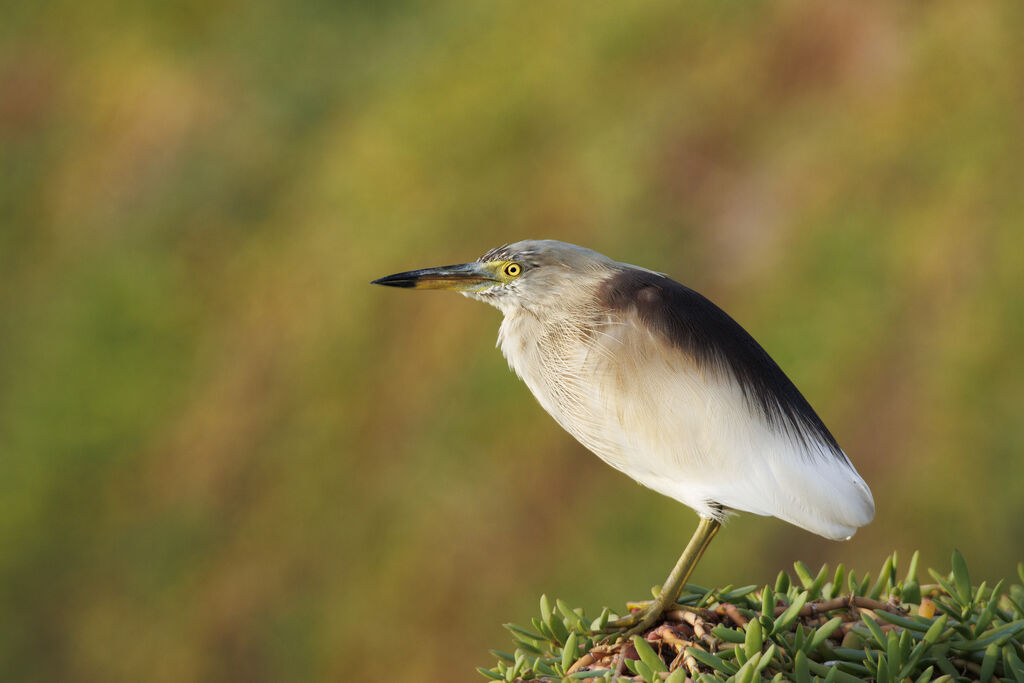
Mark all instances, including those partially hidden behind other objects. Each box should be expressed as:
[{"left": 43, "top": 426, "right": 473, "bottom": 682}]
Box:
[{"left": 371, "top": 239, "right": 873, "bottom": 635}]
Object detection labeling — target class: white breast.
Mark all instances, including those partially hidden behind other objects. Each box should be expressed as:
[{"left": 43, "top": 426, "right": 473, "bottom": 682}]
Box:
[{"left": 497, "top": 304, "right": 874, "bottom": 540}]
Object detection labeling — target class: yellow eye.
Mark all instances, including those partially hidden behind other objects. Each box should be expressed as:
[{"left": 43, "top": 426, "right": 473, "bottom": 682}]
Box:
[{"left": 504, "top": 263, "right": 522, "bottom": 277}]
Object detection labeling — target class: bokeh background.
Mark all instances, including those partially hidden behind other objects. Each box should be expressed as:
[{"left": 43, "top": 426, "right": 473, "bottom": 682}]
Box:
[{"left": 3, "top": 0, "right": 1023, "bottom": 680}]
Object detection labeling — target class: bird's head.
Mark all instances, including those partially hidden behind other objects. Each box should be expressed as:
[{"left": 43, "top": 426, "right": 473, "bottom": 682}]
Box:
[{"left": 372, "top": 240, "right": 620, "bottom": 313}]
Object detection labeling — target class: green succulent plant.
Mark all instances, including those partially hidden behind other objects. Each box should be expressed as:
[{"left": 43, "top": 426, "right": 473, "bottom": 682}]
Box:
[{"left": 481, "top": 551, "right": 1024, "bottom": 682}]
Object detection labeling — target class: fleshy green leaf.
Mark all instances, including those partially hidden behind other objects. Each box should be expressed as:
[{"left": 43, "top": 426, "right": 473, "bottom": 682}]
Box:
[
  {"left": 905, "top": 550, "right": 920, "bottom": 584},
  {"left": 868, "top": 554, "right": 894, "bottom": 600},
  {"left": 561, "top": 630, "right": 577, "bottom": 672},
  {"left": 477, "top": 666, "right": 504, "bottom": 680},
  {"left": 772, "top": 591, "right": 808, "bottom": 634},
  {"left": 914, "top": 665, "right": 934, "bottom": 683},
  {"left": 808, "top": 616, "right": 844, "bottom": 651},
  {"left": 876, "top": 653, "right": 890, "bottom": 683},
  {"left": 630, "top": 659, "right": 655, "bottom": 683},
  {"left": 833, "top": 564, "right": 846, "bottom": 596},
  {"left": 503, "top": 623, "right": 543, "bottom": 641},
  {"left": 950, "top": 618, "right": 1024, "bottom": 651},
  {"left": 666, "top": 668, "right": 687, "bottom": 683},
  {"left": 758, "top": 643, "right": 777, "bottom": 672},
  {"left": 734, "top": 651, "right": 761, "bottom": 683},
  {"left": 903, "top": 579, "right": 921, "bottom": 606},
  {"left": 861, "top": 614, "right": 887, "bottom": 648},
  {"left": 540, "top": 595, "right": 569, "bottom": 644},
  {"left": 632, "top": 635, "right": 668, "bottom": 674},
  {"left": 898, "top": 638, "right": 929, "bottom": 678},
  {"left": 874, "top": 608, "right": 930, "bottom": 632},
  {"left": 922, "top": 613, "right": 949, "bottom": 645},
  {"left": 633, "top": 659, "right": 654, "bottom": 683},
  {"left": 808, "top": 564, "right": 830, "bottom": 598},
  {"left": 794, "top": 650, "right": 811, "bottom": 683},
  {"left": 858, "top": 572, "right": 872, "bottom": 596},
  {"left": 794, "top": 561, "right": 814, "bottom": 588},
  {"left": 744, "top": 617, "right": 763, "bottom": 658},
  {"left": 979, "top": 642, "right": 999, "bottom": 683},
  {"left": 761, "top": 585, "right": 776, "bottom": 617},
  {"left": 539, "top": 594, "right": 551, "bottom": 624},
  {"left": 974, "top": 579, "right": 1005, "bottom": 634},
  {"left": 511, "top": 637, "right": 543, "bottom": 655},
  {"left": 719, "top": 585, "right": 759, "bottom": 602},
  {"left": 533, "top": 657, "right": 556, "bottom": 676},
  {"left": 886, "top": 628, "right": 902, "bottom": 673},
  {"left": 556, "top": 599, "right": 584, "bottom": 630},
  {"left": 686, "top": 647, "right": 738, "bottom": 674},
  {"left": 951, "top": 549, "right": 972, "bottom": 606},
  {"left": 1005, "top": 646, "right": 1024, "bottom": 683},
  {"left": 712, "top": 624, "right": 746, "bottom": 643},
  {"left": 775, "top": 570, "right": 791, "bottom": 594},
  {"left": 589, "top": 607, "right": 611, "bottom": 633}
]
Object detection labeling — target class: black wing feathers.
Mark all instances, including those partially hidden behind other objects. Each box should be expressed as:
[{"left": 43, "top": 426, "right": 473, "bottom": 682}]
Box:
[{"left": 599, "top": 269, "right": 844, "bottom": 460}]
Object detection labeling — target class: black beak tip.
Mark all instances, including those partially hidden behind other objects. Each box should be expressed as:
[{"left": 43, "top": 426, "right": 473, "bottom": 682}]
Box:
[{"left": 371, "top": 274, "right": 416, "bottom": 288}]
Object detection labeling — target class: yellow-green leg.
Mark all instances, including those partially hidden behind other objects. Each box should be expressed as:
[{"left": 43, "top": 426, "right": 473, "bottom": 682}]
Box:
[{"left": 605, "top": 516, "right": 721, "bottom": 638}]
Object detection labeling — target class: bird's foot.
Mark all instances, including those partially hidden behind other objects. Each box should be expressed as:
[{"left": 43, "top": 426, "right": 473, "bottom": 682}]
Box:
[
  {"left": 595, "top": 596, "right": 673, "bottom": 639},
  {"left": 593, "top": 517, "right": 721, "bottom": 640}
]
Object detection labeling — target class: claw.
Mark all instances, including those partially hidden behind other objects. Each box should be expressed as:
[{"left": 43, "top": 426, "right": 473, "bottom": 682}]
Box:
[
  {"left": 624, "top": 603, "right": 670, "bottom": 638},
  {"left": 594, "top": 598, "right": 673, "bottom": 640}
]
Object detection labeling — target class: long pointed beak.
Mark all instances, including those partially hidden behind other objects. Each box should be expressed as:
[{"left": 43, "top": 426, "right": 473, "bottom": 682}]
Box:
[{"left": 371, "top": 262, "right": 499, "bottom": 291}]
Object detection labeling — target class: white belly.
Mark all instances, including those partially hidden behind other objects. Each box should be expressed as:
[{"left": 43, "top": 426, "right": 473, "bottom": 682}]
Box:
[{"left": 497, "top": 309, "right": 874, "bottom": 540}]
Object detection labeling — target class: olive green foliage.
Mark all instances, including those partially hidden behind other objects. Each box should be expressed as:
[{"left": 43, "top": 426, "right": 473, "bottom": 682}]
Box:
[{"left": 485, "top": 552, "right": 1024, "bottom": 682}]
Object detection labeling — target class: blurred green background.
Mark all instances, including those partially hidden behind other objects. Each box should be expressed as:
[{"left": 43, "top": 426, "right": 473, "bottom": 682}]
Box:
[{"left": 2, "top": 0, "right": 1023, "bottom": 680}]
